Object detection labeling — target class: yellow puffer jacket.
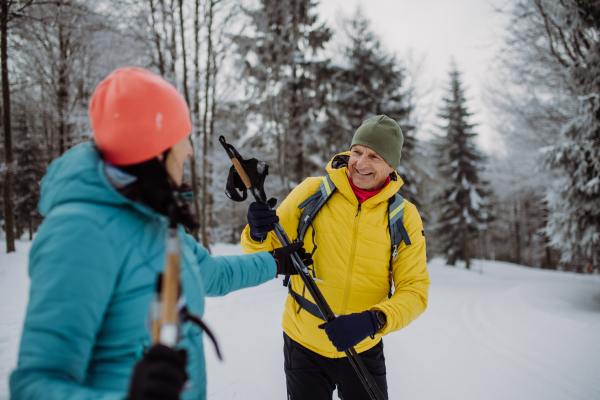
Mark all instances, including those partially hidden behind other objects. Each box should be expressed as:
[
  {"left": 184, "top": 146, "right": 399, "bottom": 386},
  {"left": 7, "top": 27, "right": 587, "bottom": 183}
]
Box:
[{"left": 241, "top": 152, "right": 429, "bottom": 358}]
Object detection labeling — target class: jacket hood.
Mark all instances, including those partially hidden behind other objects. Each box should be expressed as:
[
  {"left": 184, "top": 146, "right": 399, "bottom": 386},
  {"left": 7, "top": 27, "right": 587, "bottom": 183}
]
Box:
[
  {"left": 38, "top": 142, "right": 157, "bottom": 218},
  {"left": 325, "top": 151, "right": 403, "bottom": 207}
]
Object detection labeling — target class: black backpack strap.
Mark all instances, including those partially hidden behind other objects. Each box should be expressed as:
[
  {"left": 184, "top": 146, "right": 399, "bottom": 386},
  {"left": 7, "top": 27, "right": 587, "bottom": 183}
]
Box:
[
  {"left": 285, "top": 175, "right": 337, "bottom": 315},
  {"left": 288, "top": 283, "right": 326, "bottom": 321},
  {"left": 297, "top": 175, "right": 336, "bottom": 241}
]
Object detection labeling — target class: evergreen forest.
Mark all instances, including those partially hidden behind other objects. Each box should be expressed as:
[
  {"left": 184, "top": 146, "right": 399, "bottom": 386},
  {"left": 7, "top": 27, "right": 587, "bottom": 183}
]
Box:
[{"left": 0, "top": 0, "right": 598, "bottom": 273}]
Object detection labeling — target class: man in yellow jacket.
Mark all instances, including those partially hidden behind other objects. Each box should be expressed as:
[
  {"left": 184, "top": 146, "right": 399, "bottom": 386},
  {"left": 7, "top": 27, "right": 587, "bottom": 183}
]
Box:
[{"left": 241, "top": 115, "right": 429, "bottom": 400}]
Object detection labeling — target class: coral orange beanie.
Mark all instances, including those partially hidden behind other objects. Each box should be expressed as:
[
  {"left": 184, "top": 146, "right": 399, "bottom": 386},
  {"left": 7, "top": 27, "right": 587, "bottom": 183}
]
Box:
[{"left": 90, "top": 67, "right": 192, "bottom": 166}]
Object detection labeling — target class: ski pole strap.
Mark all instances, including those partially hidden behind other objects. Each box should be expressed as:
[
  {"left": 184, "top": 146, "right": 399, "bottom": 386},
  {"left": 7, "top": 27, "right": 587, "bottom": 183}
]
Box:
[
  {"left": 219, "top": 136, "right": 270, "bottom": 203},
  {"left": 180, "top": 307, "right": 223, "bottom": 361},
  {"left": 288, "top": 284, "right": 326, "bottom": 321}
]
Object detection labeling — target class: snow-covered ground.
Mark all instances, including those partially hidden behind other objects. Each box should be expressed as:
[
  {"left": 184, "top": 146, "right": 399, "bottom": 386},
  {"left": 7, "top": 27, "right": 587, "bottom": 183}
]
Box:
[{"left": 1, "top": 240, "right": 599, "bottom": 399}]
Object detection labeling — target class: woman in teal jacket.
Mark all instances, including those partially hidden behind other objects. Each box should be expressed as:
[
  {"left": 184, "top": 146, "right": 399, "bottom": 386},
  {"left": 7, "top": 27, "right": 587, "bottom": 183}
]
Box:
[{"left": 9, "top": 67, "right": 300, "bottom": 400}]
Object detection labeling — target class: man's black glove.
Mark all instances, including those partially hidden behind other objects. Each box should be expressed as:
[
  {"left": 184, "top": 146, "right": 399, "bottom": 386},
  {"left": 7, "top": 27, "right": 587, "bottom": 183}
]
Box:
[
  {"left": 247, "top": 198, "right": 278, "bottom": 241},
  {"left": 318, "top": 311, "right": 378, "bottom": 352},
  {"left": 272, "top": 241, "right": 313, "bottom": 276},
  {"left": 127, "top": 344, "right": 188, "bottom": 400}
]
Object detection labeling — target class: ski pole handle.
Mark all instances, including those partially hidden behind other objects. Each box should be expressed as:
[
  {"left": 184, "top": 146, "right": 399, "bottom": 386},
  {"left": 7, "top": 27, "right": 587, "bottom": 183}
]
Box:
[
  {"left": 219, "top": 136, "right": 253, "bottom": 191},
  {"left": 231, "top": 158, "right": 252, "bottom": 189},
  {"left": 154, "top": 228, "right": 180, "bottom": 347}
]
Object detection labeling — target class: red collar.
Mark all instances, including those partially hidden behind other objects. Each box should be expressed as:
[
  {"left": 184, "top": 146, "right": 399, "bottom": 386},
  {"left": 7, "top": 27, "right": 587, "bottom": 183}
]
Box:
[{"left": 347, "top": 173, "right": 391, "bottom": 204}]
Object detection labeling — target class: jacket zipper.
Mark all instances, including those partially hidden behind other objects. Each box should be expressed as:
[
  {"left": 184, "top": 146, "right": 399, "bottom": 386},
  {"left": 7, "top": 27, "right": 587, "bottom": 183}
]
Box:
[{"left": 335, "top": 203, "right": 361, "bottom": 357}]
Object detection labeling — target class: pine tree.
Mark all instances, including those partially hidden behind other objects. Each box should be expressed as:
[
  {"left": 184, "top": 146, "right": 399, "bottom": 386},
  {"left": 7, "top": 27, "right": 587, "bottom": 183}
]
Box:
[
  {"left": 233, "top": 0, "right": 331, "bottom": 193},
  {"left": 542, "top": 93, "right": 600, "bottom": 265},
  {"left": 315, "top": 9, "right": 419, "bottom": 204},
  {"left": 491, "top": 0, "right": 600, "bottom": 270},
  {"left": 434, "top": 66, "right": 491, "bottom": 268},
  {"left": 531, "top": 0, "right": 600, "bottom": 266}
]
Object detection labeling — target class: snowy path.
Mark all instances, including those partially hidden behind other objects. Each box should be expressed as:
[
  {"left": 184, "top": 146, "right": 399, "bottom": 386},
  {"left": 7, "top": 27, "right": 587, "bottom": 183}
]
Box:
[
  {"left": 0, "top": 241, "right": 32, "bottom": 400},
  {"left": 1, "top": 241, "right": 599, "bottom": 399}
]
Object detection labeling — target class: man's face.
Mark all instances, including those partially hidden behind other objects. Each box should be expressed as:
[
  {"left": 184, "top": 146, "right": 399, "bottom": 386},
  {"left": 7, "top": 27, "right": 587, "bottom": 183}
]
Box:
[{"left": 348, "top": 145, "right": 394, "bottom": 191}]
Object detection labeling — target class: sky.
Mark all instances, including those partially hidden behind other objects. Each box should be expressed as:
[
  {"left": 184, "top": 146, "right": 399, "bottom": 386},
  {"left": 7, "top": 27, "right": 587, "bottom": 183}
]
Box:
[{"left": 316, "top": 0, "right": 512, "bottom": 155}]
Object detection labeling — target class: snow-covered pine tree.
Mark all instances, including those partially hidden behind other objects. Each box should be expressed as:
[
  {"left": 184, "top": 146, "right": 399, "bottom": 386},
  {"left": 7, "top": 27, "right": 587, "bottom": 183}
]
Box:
[
  {"left": 233, "top": 0, "right": 331, "bottom": 194},
  {"left": 315, "top": 9, "right": 419, "bottom": 204},
  {"left": 528, "top": 0, "right": 600, "bottom": 267},
  {"left": 489, "top": 0, "right": 600, "bottom": 270},
  {"left": 434, "top": 66, "right": 491, "bottom": 268},
  {"left": 542, "top": 93, "right": 600, "bottom": 265}
]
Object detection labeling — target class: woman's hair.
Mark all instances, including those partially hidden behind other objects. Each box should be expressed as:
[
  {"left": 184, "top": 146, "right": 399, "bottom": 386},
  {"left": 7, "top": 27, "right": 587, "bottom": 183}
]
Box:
[{"left": 118, "top": 154, "right": 200, "bottom": 231}]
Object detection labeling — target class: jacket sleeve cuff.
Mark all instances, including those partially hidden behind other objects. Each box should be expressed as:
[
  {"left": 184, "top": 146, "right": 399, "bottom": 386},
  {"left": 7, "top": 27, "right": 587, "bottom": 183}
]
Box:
[
  {"left": 241, "top": 224, "right": 276, "bottom": 253},
  {"left": 249, "top": 231, "right": 267, "bottom": 242}
]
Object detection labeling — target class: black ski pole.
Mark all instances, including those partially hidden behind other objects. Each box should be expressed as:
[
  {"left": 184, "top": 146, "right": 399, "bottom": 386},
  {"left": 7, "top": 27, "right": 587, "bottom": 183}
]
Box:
[{"left": 219, "top": 136, "right": 386, "bottom": 400}]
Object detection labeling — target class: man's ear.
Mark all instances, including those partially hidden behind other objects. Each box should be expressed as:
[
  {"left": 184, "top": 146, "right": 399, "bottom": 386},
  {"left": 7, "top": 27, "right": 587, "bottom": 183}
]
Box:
[{"left": 385, "top": 163, "right": 395, "bottom": 176}]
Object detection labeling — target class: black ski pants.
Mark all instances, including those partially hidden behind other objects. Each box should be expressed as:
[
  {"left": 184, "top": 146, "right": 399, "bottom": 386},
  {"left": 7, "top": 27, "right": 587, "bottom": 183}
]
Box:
[{"left": 283, "top": 332, "right": 388, "bottom": 400}]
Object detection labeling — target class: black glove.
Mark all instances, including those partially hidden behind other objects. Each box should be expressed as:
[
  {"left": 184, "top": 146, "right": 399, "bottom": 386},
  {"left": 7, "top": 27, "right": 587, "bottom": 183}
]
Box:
[
  {"left": 318, "top": 311, "right": 378, "bottom": 352},
  {"left": 272, "top": 241, "right": 313, "bottom": 276},
  {"left": 127, "top": 344, "right": 188, "bottom": 400},
  {"left": 247, "top": 198, "right": 278, "bottom": 241}
]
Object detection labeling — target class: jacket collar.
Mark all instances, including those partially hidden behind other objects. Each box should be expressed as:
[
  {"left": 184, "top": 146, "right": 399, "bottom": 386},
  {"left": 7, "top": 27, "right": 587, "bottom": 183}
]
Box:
[{"left": 325, "top": 151, "right": 403, "bottom": 208}]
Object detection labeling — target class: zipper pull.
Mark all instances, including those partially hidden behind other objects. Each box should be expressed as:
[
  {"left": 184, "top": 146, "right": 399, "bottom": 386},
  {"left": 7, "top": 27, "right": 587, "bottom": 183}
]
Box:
[
  {"left": 356, "top": 203, "right": 361, "bottom": 216},
  {"left": 392, "top": 245, "right": 398, "bottom": 260}
]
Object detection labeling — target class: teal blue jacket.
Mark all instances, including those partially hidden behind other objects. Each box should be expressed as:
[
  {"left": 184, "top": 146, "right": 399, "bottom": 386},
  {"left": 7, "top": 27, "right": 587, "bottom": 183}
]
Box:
[{"left": 10, "top": 143, "right": 276, "bottom": 400}]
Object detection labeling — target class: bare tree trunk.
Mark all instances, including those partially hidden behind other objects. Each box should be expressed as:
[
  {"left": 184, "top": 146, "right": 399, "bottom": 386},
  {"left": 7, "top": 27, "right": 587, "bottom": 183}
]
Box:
[
  {"left": 188, "top": 0, "right": 202, "bottom": 241},
  {"left": 57, "top": 21, "right": 69, "bottom": 155},
  {"left": 149, "top": 0, "right": 166, "bottom": 76},
  {"left": 207, "top": 52, "right": 218, "bottom": 230},
  {"left": 514, "top": 202, "right": 522, "bottom": 265},
  {"left": 447, "top": 250, "right": 457, "bottom": 266},
  {"left": 178, "top": 0, "right": 200, "bottom": 241},
  {"left": 200, "top": 0, "right": 213, "bottom": 250},
  {"left": 40, "top": 88, "right": 53, "bottom": 157},
  {"left": 1, "top": 0, "right": 15, "bottom": 253},
  {"left": 290, "top": 0, "right": 303, "bottom": 184},
  {"left": 463, "top": 237, "right": 471, "bottom": 269},
  {"left": 168, "top": 0, "right": 177, "bottom": 79},
  {"left": 543, "top": 205, "right": 555, "bottom": 269}
]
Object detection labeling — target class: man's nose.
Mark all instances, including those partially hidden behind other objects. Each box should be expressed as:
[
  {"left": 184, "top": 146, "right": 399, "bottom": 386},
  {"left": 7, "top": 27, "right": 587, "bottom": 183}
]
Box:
[{"left": 356, "top": 155, "right": 369, "bottom": 169}]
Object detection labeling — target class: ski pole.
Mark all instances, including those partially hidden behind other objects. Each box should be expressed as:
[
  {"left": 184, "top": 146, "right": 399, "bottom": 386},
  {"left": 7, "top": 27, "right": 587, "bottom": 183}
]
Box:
[
  {"left": 219, "top": 136, "right": 386, "bottom": 400},
  {"left": 151, "top": 207, "right": 181, "bottom": 347}
]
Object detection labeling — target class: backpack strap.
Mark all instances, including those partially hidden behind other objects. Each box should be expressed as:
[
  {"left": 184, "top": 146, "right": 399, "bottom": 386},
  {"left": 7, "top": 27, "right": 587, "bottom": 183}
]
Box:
[
  {"left": 288, "top": 284, "right": 326, "bottom": 321},
  {"left": 387, "top": 193, "right": 412, "bottom": 298},
  {"left": 297, "top": 175, "right": 336, "bottom": 242},
  {"left": 389, "top": 193, "right": 411, "bottom": 258},
  {"left": 286, "top": 175, "right": 337, "bottom": 317}
]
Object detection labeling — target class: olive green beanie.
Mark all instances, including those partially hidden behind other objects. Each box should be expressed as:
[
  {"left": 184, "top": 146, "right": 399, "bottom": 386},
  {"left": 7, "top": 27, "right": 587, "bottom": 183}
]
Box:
[{"left": 350, "top": 115, "right": 404, "bottom": 168}]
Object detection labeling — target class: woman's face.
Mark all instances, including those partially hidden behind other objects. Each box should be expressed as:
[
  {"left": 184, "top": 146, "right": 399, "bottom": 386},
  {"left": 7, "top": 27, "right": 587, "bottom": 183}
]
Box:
[
  {"left": 162, "top": 134, "right": 193, "bottom": 186},
  {"left": 347, "top": 145, "right": 394, "bottom": 191}
]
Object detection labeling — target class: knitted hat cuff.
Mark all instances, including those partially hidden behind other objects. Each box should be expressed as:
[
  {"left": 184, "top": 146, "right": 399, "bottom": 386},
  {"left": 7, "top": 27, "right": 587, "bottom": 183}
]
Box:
[{"left": 350, "top": 139, "right": 398, "bottom": 169}]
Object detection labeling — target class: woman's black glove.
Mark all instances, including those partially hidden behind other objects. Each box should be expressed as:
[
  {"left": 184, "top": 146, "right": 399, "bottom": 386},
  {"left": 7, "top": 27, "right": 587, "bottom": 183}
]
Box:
[
  {"left": 127, "top": 344, "right": 188, "bottom": 400},
  {"left": 272, "top": 241, "right": 313, "bottom": 276},
  {"left": 247, "top": 198, "right": 278, "bottom": 241}
]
